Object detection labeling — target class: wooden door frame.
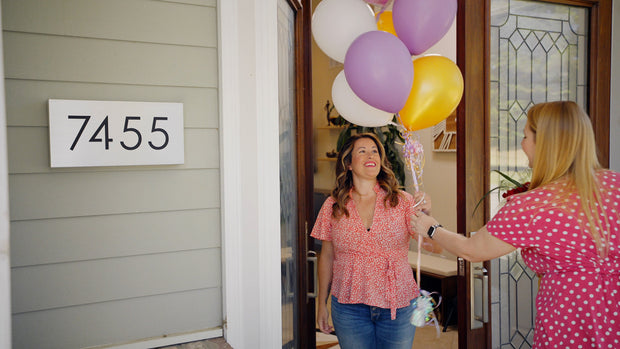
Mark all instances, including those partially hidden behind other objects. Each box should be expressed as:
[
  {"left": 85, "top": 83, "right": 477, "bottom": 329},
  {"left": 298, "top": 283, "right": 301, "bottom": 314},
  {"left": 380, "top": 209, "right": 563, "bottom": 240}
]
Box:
[
  {"left": 290, "top": 0, "right": 315, "bottom": 347},
  {"left": 456, "top": 0, "right": 611, "bottom": 348}
]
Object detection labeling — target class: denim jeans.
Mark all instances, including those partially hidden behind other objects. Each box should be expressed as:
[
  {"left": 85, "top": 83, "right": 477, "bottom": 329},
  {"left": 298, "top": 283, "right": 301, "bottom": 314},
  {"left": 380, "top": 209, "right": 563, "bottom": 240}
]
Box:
[{"left": 331, "top": 295, "right": 417, "bottom": 349}]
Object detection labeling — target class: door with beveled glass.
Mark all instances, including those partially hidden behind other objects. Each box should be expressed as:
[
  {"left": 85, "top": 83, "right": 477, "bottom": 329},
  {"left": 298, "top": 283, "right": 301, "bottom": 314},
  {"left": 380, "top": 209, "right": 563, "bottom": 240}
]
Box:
[
  {"left": 457, "top": 0, "right": 611, "bottom": 348},
  {"left": 278, "top": 0, "right": 315, "bottom": 348}
]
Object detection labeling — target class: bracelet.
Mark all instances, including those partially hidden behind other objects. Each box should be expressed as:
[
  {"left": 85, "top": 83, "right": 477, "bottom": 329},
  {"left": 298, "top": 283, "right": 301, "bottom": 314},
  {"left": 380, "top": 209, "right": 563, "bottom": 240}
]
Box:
[{"left": 427, "top": 224, "right": 443, "bottom": 239}]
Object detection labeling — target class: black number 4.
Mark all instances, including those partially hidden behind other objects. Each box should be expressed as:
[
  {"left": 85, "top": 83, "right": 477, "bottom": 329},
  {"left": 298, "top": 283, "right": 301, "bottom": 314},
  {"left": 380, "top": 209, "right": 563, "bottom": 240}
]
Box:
[{"left": 89, "top": 116, "right": 113, "bottom": 149}]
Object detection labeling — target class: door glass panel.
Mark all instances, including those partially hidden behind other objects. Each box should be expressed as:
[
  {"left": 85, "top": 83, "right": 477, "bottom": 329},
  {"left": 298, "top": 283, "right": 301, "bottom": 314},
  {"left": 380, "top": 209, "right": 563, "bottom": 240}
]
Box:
[
  {"left": 488, "top": 1, "right": 588, "bottom": 348},
  {"left": 278, "top": 1, "right": 299, "bottom": 348}
]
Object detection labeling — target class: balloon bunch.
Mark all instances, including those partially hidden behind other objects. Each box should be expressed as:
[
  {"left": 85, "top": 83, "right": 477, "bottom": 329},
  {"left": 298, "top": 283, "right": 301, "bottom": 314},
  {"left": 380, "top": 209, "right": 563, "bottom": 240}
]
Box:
[{"left": 312, "top": 0, "right": 463, "bottom": 132}]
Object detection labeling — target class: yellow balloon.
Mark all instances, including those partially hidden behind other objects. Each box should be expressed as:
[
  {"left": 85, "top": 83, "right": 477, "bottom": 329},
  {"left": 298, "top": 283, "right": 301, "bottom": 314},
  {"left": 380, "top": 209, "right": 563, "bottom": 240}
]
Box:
[
  {"left": 376, "top": 11, "right": 397, "bottom": 37},
  {"left": 399, "top": 55, "right": 464, "bottom": 131}
]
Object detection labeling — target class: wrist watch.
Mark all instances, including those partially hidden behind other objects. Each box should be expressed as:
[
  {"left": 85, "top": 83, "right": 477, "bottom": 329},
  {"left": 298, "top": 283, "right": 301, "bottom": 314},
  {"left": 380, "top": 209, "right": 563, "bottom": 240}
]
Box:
[{"left": 427, "top": 224, "right": 443, "bottom": 239}]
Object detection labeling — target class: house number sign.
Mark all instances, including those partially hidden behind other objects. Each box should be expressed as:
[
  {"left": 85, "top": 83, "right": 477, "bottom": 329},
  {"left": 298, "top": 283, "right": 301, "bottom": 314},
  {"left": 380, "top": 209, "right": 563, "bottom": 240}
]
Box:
[{"left": 48, "top": 99, "right": 184, "bottom": 167}]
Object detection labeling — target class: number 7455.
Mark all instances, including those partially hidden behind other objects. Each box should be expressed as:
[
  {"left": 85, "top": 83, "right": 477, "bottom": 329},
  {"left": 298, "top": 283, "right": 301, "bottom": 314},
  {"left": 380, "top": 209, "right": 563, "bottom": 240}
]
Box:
[{"left": 68, "top": 115, "right": 169, "bottom": 151}]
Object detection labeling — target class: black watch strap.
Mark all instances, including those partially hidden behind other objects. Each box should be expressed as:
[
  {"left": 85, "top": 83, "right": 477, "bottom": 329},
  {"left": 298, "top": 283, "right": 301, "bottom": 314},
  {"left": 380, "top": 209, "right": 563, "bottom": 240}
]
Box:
[{"left": 427, "top": 224, "right": 443, "bottom": 239}]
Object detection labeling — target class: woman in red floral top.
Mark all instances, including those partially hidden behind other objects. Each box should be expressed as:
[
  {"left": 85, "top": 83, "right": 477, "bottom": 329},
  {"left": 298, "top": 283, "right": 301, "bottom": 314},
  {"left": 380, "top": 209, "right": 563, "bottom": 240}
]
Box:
[
  {"left": 411, "top": 101, "right": 620, "bottom": 349},
  {"left": 312, "top": 133, "right": 433, "bottom": 349}
]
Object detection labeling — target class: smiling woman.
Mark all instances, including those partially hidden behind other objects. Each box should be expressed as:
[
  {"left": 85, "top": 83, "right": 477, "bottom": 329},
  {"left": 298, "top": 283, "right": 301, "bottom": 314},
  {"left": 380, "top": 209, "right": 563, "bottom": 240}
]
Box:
[{"left": 311, "top": 132, "right": 438, "bottom": 348}]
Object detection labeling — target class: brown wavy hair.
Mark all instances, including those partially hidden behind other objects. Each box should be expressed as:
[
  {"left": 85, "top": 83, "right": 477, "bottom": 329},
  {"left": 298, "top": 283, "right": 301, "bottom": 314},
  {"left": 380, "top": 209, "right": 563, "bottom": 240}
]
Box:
[{"left": 330, "top": 133, "right": 402, "bottom": 218}]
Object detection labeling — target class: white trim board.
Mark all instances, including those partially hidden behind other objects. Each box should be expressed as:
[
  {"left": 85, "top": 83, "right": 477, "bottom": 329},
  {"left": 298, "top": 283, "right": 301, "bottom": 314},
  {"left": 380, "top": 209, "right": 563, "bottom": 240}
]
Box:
[
  {"left": 88, "top": 328, "right": 222, "bottom": 349},
  {"left": 218, "top": 0, "right": 282, "bottom": 348}
]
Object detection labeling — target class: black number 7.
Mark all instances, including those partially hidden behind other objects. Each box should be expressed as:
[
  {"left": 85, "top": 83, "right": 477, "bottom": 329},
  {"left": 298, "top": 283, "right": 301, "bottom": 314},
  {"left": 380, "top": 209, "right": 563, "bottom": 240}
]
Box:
[{"left": 68, "top": 115, "right": 91, "bottom": 150}]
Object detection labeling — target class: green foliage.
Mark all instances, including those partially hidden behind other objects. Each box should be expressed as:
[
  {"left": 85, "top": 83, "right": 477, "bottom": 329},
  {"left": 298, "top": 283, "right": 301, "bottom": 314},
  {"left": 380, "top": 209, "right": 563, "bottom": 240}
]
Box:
[
  {"left": 335, "top": 116, "right": 407, "bottom": 186},
  {"left": 472, "top": 169, "right": 531, "bottom": 216}
]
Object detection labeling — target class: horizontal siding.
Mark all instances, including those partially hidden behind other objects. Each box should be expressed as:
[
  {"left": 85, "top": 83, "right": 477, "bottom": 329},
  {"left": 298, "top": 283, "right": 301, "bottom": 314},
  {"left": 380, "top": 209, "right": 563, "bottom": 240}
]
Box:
[
  {"left": 12, "top": 249, "right": 221, "bottom": 313},
  {"left": 12, "top": 288, "right": 222, "bottom": 349},
  {"left": 3, "top": 32, "right": 218, "bottom": 87},
  {"left": 10, "top": 209, "right": 220, "bottom": 267},
  {"left": 9, "top": 169, "right": 220, "bottom": 220},
  {"left": 7, "top": 127, "right": 219, "bottom": 173},
  {"left": 5, "top": 0, "right": 222, "bottom": 347},
  {"left": 5, "top": 80, "right": 218, "bottom": 128},
  {"left": 2, "top": 0, "right": 216, "bottom": 47}
]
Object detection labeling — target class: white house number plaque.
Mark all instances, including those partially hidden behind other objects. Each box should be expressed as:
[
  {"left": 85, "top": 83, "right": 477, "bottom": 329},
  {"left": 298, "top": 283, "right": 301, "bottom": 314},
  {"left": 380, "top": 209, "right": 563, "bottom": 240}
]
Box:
[{"left": 49, "top": 99, "right": 184, "bottom": 167}]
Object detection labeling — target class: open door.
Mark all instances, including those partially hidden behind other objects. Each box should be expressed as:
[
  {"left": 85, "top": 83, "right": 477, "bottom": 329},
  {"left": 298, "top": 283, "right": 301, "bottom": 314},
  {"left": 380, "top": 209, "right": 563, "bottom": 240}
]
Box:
[
  {"left": 456, "top": 0, "right": 611, "bottom": 348},
  {"left": 277, "top": 0, "right": 315, "bottom": 348}
]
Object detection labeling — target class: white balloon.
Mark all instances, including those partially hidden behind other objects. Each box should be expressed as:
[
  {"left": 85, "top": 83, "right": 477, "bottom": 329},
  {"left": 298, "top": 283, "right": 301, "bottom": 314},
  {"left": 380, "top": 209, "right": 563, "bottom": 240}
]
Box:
[
  {"left": 312, "top": 0, "right": 376, "bottom": 63},
  {"left": 332, "top": 70, "right": 394, "bottom": 127}
]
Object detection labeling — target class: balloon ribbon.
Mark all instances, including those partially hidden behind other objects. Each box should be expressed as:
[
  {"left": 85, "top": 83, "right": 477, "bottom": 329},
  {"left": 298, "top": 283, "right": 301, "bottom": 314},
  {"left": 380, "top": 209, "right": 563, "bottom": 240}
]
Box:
[{"left": 398, "top": 120, "right": 441, "bottom": 336}]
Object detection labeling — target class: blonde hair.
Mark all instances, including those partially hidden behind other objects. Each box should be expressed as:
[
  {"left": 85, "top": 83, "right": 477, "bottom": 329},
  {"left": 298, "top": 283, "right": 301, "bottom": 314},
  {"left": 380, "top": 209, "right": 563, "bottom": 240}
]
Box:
[
  {"left": 526, "top": 101, "right": 609, "bottom": 256},
  {"left": 331, "top": 133, "right": 401, "bottom": 218}
]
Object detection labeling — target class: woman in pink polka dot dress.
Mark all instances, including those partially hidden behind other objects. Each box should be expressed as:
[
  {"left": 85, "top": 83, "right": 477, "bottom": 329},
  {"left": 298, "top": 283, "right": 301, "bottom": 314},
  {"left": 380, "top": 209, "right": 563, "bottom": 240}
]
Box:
[
  {"left": 411, "top": 101, "right": 619, "bottom": 349},
  {"left": 312, "top": 133, "right": 435, "bottom": 349}
]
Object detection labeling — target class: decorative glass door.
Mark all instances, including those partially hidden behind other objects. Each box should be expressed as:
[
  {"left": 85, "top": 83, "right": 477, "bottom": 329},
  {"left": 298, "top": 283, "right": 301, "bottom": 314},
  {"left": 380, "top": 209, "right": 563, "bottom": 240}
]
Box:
[
  {"left": 488, "top": 1, "right": 589, "bottom": 347},
  {"left": 279, "top": 1, "right": 300, "bottom": 347},
  {"left": 278, "top": 0, "right": 314, "bottom": 347}
]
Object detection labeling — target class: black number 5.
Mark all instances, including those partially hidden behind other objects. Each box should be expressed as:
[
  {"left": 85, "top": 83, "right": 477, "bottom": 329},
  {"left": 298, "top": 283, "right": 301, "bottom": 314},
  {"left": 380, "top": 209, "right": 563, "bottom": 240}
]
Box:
[
  {"left": 148, "top": 117, "right": 169, "bottom": 150},
  {"left": 120, "top": 116, "right": 142, "bottom": 150}
]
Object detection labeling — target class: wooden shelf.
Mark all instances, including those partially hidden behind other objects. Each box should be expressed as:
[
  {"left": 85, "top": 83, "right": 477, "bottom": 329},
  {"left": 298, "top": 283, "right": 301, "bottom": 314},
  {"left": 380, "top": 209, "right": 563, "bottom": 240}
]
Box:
[{"left": 317, "top": 157, "right": 337, "bottom": 162}]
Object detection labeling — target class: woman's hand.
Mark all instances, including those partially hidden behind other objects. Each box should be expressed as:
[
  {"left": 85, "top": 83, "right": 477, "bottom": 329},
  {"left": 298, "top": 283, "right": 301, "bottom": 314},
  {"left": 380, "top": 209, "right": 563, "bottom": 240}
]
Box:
[
  {"left": 317, "top": 303, "right": 334, "bottom": 334},
  {"left": 410, "top": 210, "right": 439, "bottom": 240},
  {"left": 414, "top": 191, "right": 432, "bottom": 215}
]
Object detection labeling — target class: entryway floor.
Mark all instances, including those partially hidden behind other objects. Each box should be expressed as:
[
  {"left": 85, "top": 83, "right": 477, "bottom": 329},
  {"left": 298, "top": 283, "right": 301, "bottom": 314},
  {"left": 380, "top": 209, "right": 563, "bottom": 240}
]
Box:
[
  {"left": 317, "top": 325, "right": 458, "bottom": 349},
  {"left": 159, "top": 324, "right": 457, "bottom": 349}
]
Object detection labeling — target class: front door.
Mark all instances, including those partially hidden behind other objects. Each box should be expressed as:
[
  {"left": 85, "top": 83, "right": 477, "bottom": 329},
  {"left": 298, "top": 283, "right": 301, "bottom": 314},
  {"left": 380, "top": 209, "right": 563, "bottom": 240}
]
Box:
[
  {"left": 456, "top": 0, "right": 611, "bottom": 348},
  {"left": 277, "top": 0, "right": 315, "bottom": 348}
]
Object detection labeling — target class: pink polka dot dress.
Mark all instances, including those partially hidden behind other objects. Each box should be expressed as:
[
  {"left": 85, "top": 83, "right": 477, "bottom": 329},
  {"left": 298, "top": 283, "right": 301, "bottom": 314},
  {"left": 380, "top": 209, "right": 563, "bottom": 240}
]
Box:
[{"left": 487, "top": 170, "right": 620, "bottom": 349}]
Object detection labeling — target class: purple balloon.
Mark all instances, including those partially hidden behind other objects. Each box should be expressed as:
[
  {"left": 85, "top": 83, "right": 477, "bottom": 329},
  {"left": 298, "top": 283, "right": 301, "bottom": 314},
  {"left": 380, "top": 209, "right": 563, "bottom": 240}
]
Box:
[
  {"left": 392, "top": 0, "right": 457, "bottom": 55},
  {"left": 344, "top": 31, "right": 414, "bottom": 113}
]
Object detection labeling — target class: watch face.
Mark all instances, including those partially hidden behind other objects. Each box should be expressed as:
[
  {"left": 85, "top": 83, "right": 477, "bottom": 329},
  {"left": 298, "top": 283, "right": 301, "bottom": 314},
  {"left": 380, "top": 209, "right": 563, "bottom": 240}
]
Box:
[{"left": 427, "top": 225, "right": 436, "bottom": 239}]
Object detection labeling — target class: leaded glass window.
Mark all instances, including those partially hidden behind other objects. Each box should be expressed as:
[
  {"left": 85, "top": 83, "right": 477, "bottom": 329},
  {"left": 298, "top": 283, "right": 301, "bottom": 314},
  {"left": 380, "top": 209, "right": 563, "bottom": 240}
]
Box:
[{"left": 488, "top": 1, "right": 589, "bottom": 348}]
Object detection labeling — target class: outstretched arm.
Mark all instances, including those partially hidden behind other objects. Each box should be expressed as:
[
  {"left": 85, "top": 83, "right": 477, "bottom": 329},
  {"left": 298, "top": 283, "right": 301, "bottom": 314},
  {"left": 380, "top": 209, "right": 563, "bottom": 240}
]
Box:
[{"left": 411, "top": 212, "right": 516, "bottom": 262}]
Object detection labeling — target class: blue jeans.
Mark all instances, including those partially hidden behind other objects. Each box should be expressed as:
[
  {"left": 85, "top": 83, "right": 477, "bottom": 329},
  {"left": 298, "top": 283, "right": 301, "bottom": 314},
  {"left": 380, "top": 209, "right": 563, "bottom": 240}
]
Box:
[{"left": 331, "top": 295, "right": 417, "bottom": 349}]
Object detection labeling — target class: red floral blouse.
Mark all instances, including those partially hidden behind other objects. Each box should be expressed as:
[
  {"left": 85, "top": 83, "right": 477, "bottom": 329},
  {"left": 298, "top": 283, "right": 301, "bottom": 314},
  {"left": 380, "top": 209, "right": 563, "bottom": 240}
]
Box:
[{"left": 311, "top": 184, "right": 419, "bottom": 319}]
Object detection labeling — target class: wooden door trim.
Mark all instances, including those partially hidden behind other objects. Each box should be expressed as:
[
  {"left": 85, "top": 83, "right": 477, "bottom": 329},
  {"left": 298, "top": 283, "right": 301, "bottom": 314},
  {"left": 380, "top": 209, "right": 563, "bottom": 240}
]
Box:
[
  {"left": 456, "top": 0, "right": 490, "bottom": 347},
  {"left": 587, "top": 0, "right": 612, "bottom": 167},
  {"left": 289, "top": 0, "right": 315, "bottom": 347}
]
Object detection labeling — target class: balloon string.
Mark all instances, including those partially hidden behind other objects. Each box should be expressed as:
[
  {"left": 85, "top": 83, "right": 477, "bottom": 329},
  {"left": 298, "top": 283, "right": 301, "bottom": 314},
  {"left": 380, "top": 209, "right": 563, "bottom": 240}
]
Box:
[
  {"left": 417, "top": 231, "right": 422, "bottom": 289},
  {"left": 410, "top": 158, "right": 419, "bottom": 192}
]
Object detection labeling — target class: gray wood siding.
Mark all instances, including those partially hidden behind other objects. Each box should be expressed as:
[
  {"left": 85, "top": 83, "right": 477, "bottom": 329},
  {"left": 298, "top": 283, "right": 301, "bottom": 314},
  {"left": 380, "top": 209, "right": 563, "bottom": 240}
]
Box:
[{"left": 3, "top": 0, "right": 221, "bottom": 348}]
